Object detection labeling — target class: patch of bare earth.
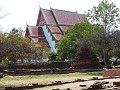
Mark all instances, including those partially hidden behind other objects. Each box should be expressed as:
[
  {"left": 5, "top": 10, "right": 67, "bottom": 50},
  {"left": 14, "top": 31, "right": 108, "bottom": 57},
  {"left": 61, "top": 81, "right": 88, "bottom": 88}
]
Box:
[
  {"left": 3, "top": 75, "right": 120, "bottom": 90},
  {"left": 41, "top": 77, "right": 120, "bottom": 90},
  {"left": 0, "top": 76, "right": 100, "bottom": 88}
]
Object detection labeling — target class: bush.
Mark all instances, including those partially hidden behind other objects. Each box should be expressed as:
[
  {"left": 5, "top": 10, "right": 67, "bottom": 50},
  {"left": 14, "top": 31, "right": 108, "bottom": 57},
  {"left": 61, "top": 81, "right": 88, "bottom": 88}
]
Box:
[{"left": 48, "top": 52, "right": 58, "bottom": 61}]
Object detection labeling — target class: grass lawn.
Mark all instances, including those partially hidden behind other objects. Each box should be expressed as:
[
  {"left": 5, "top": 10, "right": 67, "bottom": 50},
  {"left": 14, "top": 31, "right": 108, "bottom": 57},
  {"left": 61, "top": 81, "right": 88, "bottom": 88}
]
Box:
[
  {"left": 0, "top": 71, "right": 102, "bottom": 88},
  {"left": 0, "top": 71, "right": 102, "bottom": 81}
]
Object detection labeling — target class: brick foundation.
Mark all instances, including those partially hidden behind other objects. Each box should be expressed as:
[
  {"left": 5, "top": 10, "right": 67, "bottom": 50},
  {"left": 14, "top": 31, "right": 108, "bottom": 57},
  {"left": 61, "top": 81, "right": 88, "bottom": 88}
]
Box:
[
  {"left": 103, "top": 68, "right": 120, "bottom": 77},
  {"left": 71, "top": 59, "right": 100, "bottom": 69}
]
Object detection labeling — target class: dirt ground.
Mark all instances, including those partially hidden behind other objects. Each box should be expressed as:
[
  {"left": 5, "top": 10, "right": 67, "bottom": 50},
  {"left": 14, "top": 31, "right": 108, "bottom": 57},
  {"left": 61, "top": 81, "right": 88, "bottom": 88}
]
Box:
[
  {"left": 44, "top": 77, "right": 120, "bottom": 90},
  {"left": 1, "top": 76, "right": 120, "bottom": 90},
  {"left": 0, "top": 76, "right": 95, "bottom": 87}
]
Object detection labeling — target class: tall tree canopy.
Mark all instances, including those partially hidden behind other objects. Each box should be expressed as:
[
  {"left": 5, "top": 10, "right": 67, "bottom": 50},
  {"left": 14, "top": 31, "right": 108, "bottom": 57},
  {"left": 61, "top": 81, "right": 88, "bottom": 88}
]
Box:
[
  {"left": 57, "top": 22, "right": 98, "bottom": 60},
  {"left": 0, "top": 28, "right": 42, "bottom": 63},
  {"left": 86, "top": 0, "right": 120, "bottom": 68},
  {"left": 87, "top": 0, "right": 120, "bottom": 32}
]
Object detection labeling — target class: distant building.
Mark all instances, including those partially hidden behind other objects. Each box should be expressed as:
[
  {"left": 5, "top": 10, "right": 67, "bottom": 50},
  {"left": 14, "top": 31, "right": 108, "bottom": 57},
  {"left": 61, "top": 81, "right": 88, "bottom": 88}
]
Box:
[{"left": 25, "top": 8, "right": 86, "bottom": 52}]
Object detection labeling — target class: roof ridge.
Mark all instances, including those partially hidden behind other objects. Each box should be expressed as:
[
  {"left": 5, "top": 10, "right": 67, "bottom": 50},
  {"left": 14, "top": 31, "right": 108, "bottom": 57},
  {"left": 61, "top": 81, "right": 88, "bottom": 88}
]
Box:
[
  {"left": 51, "top": 8, "right": 77, "bottom": 13},
  {"left": 40, "top": 7, "right": 80, "bottom": 14},
  {"left": 79, "top": 14, "right": 85, "bottom": 15},
  {"left": 76, "top": 11, "right": 82, "bottom": 22},
  {"left": 41, "top": 8, "right": 51, "bottom": 11},
  {"left": 39, "top": 7, "right": 84, "bottom": 15}
]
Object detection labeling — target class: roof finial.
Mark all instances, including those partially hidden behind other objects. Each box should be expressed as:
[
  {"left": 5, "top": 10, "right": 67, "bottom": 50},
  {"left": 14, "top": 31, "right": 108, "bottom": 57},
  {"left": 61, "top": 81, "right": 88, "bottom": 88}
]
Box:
[
  {"left": 26, "top": 22, "right": 28, "bottom": 26},
  {"left": 38, "top": 3, "right": 41, "bottom": 9},
  {"left": 75, "top": 9, "right": 78, "bottom": 13},
  {"left": 49, "top": 2, "right": 52, "bottom": 10}
]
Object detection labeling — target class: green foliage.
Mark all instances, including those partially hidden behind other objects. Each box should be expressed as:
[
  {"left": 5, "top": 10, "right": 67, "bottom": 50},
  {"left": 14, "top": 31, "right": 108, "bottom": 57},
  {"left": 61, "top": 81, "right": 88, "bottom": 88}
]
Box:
[
  {"left": 57, "top": 22, "right": 98, "bottom": 60},
  {"left": 86, "top": 0, "right": 120, "bottom": 31},
  {"left": 86, "top": 0, "right": 120, "bottom": 68},
  {"left": 0, "top": 71, "right": 102, "bottom": 81},
  {"left": 0, "top": 59, "right": 9, "bottom": 64},
  {"left": 0, "top": 28, "right": 42, "bottom": 63},
  {"left": 48, "top": 52, "right": 58, "bottom": 61}
]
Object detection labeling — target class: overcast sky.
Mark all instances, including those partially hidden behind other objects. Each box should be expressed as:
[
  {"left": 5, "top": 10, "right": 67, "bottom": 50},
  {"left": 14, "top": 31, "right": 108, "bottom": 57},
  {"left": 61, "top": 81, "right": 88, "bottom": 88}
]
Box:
[{"left": 0, "top": 0, "right": 120, "bottom": 32}]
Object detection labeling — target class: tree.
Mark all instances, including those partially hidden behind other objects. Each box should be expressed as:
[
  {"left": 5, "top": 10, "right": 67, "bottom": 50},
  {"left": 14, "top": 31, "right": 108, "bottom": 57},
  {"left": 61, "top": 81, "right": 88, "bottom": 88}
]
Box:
[
  {"left": 57, "top": 22, "right": 97, "bottom": 60},
  {"left": 48, "top": 52, "right": 58, "bottom": 61},
  {"left": 86, "top": 0, "right": 120, "bottom": 68},
  {"left": 0, "top": 28, "right": 32, "bottom": 62},
  {"left": 86, "top": 0, "right": 120, "bottom": 31},
  {"left": 111, "top": 31, "right": 120, "bottom": 67},
  {"left": 0, "top": 28, "right": 43, "bottom": 63}
]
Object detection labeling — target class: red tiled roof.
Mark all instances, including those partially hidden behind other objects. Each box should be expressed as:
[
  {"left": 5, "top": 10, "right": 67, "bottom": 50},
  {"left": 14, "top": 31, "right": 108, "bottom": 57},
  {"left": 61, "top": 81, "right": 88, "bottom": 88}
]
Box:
[
  {"left": 25, "top": 28, "right": 30, "bottom": 37},
  {"left": 26, "top": 26, "right": 49, "bottom": 44},
  {"left": 78, "top": 14, "right": 85, "bottom": 22},
  {"left": 52, "top": 34, "right": 62, "bottom": 41},
  {"left": 59, "top": 26, "right": 70, "bottom": 32},
  {"left": 28, "top": 26, "right": 44, "bottom": 37},
  {"left": 36, "top": 10, "right": 45, "bottom": 26},
  {"left": 52, "top": 9, "right": 81, "bottom": 25},
  {"left": 48, "top": 26, "right": 61, "bottom": 33},
  {"left": 41, "top": 9, "right": 56, "bottom": 25},
  {"left": 41, "top": 9, "right": 85, "bottom": 41},
  {"left": 26, "top": 8, "right": 86, "bottom": 43}
]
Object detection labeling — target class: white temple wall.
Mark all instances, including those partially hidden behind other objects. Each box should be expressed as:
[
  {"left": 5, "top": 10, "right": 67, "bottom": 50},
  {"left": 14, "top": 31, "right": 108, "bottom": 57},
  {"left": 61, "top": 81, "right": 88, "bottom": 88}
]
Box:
[{"left": 42, "top": 25, "right": 57, "bottom": 52}]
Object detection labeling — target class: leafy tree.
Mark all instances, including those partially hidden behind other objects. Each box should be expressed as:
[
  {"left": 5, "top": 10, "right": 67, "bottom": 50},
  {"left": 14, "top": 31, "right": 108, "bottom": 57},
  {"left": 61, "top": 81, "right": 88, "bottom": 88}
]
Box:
[
  {"left": 86, "top": 0, "right": 120, "bottom": 31},
  {"left": 86, "top": 0, "right": 120, "bottom": 68},
  {"left": 110, "top": 31, "right": 120, "bottom": 67},
  {"left": 48, "top": 52, "right": 58, "bottom": 61},
  {"left": 0, "top": 28, "right": 43, "bottom": 63},
  {"left": 57, "top": 22, "right": 97, "bottom": 60}
]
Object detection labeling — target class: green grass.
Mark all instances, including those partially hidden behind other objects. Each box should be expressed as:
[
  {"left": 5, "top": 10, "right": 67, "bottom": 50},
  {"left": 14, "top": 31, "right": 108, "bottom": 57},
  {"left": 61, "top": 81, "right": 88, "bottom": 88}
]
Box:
[{"left": 0, "top": 71, "right": 102, "bottom": 81}]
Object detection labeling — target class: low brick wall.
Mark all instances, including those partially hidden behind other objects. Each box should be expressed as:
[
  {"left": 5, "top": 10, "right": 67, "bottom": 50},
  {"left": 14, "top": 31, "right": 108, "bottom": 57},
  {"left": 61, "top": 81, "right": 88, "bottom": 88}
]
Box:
[
  {"left": 71, "top": 59, "right": 100, "bottom": 69},
  {"left": 0, "top": 61, "right": 71, "bottom": 70},
  {"left": 103, "top": 68, "right": 120, "bottom": 77}
]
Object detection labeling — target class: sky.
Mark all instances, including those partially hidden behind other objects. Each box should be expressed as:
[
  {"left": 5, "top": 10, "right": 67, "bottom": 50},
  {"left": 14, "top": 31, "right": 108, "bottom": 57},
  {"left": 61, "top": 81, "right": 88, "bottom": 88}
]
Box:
[{"left": 0, "top": 0, "right": 120, "bottom": 32}]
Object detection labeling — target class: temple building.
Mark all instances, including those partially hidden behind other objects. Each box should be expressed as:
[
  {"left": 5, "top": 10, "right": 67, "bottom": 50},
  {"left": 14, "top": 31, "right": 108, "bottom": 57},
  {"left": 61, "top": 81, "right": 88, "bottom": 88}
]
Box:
[{"left": 25, "top": 8, "right": 86, "bottom": 52}]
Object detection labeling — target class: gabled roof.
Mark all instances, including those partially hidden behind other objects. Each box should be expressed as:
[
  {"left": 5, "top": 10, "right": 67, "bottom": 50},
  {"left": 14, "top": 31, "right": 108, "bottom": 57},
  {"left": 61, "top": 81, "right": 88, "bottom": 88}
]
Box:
[
  {"left": 41, "top": 9, "right": 56, "bottom": 25},
  {"left": 25, "top": 25, "right": 49, "bottom": 47},
  {"left": 37, "top": 8, "right": 85, "bottom": 26},
  {"left": 26, "top": 8, "right": 86, "bottom": 44},
  {"left": 27, "top": 26, "right": 44, "bottom": 37},
  {"left": 52, "top": 9, "right": 81, "bottom": 25},
  {"left": 59, "top": 26, "right": 70, "bottom": 32},
  {"left": 48, "top": 26, "right": 61, "bottom": 33},
  {"left": 52, "top": 34, "right": 62, "bottom": 41},
  {"left": 36, "top": 9, "right": 44, "bottom": 26},
  {"left": 39, "top": 8, "right": 85, "bottom": 41},
  {"left": 78, "top": 14, "right": 86, "bottom": 22}
]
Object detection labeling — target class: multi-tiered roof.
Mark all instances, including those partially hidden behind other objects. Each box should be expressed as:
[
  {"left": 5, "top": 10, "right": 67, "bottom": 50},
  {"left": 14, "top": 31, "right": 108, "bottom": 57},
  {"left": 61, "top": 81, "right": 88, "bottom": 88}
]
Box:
[{"left": 25, "top": 8, "right": 85, "bottom": 48}]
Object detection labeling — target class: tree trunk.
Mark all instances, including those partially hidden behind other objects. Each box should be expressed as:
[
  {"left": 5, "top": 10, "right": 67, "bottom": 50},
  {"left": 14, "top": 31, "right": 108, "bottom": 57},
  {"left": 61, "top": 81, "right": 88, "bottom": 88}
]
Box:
[{"left": 104, "top": 50, "right": 112, "bottom": 69}]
